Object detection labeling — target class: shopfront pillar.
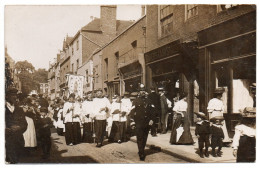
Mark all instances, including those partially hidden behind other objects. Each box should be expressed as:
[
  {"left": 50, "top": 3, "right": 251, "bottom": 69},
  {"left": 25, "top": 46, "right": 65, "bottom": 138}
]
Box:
[
  {"left": 199, "top": 48, "right": 212, "bottom": 116},
  {"left": 227, "top": 65, "right": 233, "bottom": 131}
]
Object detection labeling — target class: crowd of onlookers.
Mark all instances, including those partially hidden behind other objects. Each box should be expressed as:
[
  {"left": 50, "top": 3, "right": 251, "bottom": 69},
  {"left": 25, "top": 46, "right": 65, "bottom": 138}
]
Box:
[{"left": 5, "top": 84, "right": 256, "bottom": 163}]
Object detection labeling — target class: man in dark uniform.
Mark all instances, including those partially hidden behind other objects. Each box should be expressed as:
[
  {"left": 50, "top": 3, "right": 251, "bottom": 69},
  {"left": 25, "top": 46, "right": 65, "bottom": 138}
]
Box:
[
  {"left": 131, "top": 84, "right": 155, "bottom": 161},
  {"left": 147, "top": 87, "right": 160, "bottom": 137},
  {"left": 5, "top": 87, "right": 28, "bottom": 164}
]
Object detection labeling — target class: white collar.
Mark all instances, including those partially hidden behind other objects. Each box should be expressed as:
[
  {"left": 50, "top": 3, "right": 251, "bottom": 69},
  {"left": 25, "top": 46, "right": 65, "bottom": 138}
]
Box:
[{"left": 6, "top": 102, "right": 15, "bottom": 113}]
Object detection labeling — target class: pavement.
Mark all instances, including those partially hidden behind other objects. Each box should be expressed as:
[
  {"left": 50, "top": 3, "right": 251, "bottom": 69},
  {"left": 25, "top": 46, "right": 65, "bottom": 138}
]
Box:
[{"left": 130, "top": 126, "right": 236, "bottom": 163}]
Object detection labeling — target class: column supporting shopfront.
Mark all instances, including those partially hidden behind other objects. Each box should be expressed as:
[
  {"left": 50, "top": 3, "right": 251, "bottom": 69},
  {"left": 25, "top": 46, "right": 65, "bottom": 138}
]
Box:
[
  {"left": 227, "top": 66, "right": 233, "bottom": 131},
  {"left": 199, "top": 48, "right": 212, "bottom": 116}
]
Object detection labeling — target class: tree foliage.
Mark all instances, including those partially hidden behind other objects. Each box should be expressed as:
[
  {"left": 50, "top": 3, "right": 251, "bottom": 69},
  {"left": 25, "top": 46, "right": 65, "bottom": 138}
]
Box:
[
  {"left": 15, "top": 60, "right": 35, "bottom": 73},
  {"left": 15, "top": 60, "right": 48, "bottom": 95}
]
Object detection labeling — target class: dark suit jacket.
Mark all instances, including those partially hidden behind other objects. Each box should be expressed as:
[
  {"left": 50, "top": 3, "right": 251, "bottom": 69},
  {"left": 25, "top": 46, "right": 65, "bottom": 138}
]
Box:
[{"left": 131, "top": 96, "right": 155, "bottom": 127}]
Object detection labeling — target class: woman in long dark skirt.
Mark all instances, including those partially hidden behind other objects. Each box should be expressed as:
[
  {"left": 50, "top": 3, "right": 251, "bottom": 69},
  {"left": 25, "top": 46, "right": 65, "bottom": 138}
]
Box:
[{"left": 170, "top": 92, "right": 193, "bottom": 145}]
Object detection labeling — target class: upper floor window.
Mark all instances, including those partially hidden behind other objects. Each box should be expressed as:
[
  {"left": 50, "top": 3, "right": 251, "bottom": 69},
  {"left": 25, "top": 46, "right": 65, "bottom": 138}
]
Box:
[
  {"left": 186, "top": 5, "right": 198, "bottom": 20},
  {"left": 71, "top": 63, "right": 74, "bottom": 73},
  {"left": 104, "top": 58, "right": 108, "bottom": 80},
  {"left": 77, "top": 40, "right": 79, "bottom": 50},
  {"left": 76, "top": 59, "right": 79, "bottom": 69},
  {"left": 159, "top": 5, "right": 173, "bottom": 37},
  {"left": 72, "top": 47, "right": 74, "bottom": 55},
  {"left": 131, "top": 40, "right": 137, "bottom": 48},
  {"left": 115, "top": 52, "right": 119, "bottom": 75},
  {"left": 86, "top": 70, "right": 89, "bottom": 83}
]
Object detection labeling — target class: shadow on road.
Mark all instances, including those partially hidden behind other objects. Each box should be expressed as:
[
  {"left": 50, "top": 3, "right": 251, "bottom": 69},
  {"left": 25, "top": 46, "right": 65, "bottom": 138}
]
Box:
[
  {"left": 18, "top": 131, "right": 99, "bottom": 164},
  {"left": 145, "top": 145, "right": 162, "bottom": 156}
]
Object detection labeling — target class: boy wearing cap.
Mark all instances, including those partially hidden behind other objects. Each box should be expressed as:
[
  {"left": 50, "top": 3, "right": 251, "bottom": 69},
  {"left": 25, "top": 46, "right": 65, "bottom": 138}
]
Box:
[
  {"left": 194, "top": 112, "right": 210, "bottom": 158},
  {"left": 210, "top": 119, "right": 224, "bottom": 157},
  {"left": 38, "top": 107, "right": 52, "bottom": 159}
]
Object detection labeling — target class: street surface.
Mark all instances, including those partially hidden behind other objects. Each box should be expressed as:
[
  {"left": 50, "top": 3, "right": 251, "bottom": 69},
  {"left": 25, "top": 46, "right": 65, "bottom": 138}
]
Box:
[{"left": 19, "top": 129, "right": 189, "bottom": 163}]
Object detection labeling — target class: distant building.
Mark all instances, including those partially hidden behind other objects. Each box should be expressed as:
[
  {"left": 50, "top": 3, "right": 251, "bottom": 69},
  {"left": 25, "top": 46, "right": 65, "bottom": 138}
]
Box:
[
  {"left": 59, "top": 36, "right": 73, "bottom": 98},
  {"left": 39, "top": 83, "right": 49, "bottom": 95},
  {"left": 96, "top": 15, "right": 146, "bottom": 98},
  {"left": 75, "top": 5, "right": 134, "bottom": 94}
]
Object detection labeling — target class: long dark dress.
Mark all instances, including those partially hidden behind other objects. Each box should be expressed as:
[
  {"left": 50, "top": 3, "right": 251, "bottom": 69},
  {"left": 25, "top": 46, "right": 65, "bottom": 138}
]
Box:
[
  {"left": 237, "top": 135, "right": 256, "bottom": 162},
  {"left": 170, "top": 111, "right": 194, "bottom": 145}
]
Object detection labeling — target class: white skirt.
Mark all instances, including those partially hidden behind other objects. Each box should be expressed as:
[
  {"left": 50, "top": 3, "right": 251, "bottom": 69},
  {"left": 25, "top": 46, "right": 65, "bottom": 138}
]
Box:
[{"left": 23, "top": 116, "right": 37, "bottom": 147}]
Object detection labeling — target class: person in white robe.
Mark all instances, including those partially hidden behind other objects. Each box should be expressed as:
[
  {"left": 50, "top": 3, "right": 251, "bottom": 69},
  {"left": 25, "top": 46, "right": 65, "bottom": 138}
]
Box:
[
  {"left": 63, "top": 93, "right": 82, "bottom": 146},
  {"left": 92, "top": 89, "right": 111, "bottom": 147}
]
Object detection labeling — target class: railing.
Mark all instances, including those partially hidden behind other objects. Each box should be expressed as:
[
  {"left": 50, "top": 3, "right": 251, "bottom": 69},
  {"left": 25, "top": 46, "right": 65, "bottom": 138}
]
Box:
[{"left": 118, "top": 47, "right": 143, "bottom": 68}]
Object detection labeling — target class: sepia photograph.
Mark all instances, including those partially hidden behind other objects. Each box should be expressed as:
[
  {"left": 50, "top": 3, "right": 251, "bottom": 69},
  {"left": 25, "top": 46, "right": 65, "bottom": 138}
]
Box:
[{"left": 3, "top": 1, "right": 256, "bottom": 165}]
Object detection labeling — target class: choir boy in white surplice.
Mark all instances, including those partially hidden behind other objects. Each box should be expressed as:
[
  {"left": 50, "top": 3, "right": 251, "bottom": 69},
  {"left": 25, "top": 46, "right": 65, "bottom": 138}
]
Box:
[
  {"left": 63, "top": 93, "right": 82, "bottom": 146},
  {"left": 81, "top": 91, "right": 94, "bottom": 143},
  {"left": 92, "top": 89, "right": 111, "bottom": 147}
]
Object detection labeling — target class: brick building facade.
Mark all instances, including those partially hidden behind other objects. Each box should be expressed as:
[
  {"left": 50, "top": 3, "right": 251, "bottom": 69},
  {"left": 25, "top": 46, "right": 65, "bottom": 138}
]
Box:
[
  {"left": 100, "top": 15, "right": 146, "bottom": 97},
  {"left": 144, "top": 4, "right": 256, "bottom": 129}
]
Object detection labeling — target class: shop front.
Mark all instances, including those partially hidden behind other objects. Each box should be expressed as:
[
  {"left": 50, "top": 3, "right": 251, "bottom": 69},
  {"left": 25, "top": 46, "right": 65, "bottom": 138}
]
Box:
[
  {"left": 145, "top": 40, "right": 199, "bottom": 124},
  {"left": 119, "top": 61, "right": 143, "bottom": 93},
  {"left": 198, "top": 11, "right": 256, "bottom": 132}
]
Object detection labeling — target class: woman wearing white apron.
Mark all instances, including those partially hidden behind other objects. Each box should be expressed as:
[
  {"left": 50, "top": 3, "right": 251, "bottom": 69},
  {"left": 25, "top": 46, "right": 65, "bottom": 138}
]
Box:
[
  {"left": 207, "top": 88, "right": 231, "bottom": 143},
  {"left": 22, "top": 101, "right": 37, "bottom": 151}
]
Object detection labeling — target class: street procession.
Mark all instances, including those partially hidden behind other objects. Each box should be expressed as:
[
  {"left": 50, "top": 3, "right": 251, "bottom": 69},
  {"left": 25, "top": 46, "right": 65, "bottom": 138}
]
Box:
[{"left": 4, "top": 4, "right": 256, "bottom": 164}]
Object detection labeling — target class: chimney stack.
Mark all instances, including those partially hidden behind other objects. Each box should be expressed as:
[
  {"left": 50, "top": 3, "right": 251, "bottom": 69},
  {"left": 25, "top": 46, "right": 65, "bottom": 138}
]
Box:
[
  {"left": 100, "top": 5, "right": 117, "bottom": 39},
  {"left": 141, "top": 5, "right": 146, "bottom": 16}
]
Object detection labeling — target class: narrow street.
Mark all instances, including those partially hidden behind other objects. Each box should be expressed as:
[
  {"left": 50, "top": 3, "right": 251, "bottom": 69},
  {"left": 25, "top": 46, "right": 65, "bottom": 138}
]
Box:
[{"left": 19, "top": 129, "right": 188, "bottom": 163}]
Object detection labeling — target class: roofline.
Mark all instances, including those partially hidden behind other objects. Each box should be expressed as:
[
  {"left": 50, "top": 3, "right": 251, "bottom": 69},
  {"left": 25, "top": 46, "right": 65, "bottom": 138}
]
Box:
[
  {"left": 69, "top": 31, "right": 80, "bottom": 45},
  {"left": 92, "top": 15, "right": 146, "bottom": 55}
]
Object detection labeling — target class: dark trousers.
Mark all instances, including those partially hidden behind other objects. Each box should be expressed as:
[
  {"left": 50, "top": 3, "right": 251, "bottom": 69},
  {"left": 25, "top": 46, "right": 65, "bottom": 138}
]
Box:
[
  {"left": 211, "top": 136, "right": 223, "bottom": 150},
  {"left": 109, "top": 121, "right": 126, "bottom": 142},
  {"left": 5, "top": 134, "right": 24, "bottom": 163},
  {"left": 41, "top": 136, "right": 51, "bottom": 156},
  {"left": 150, "top": 119, "right": 157, "bottom": 136},
  {"left": 57, "top": 128, "right": 64, "bottom": 136},
  {"left": 82, "top": 122, "right": 94, "bottom": 143},
  {"left": 94, "top": 120, "right": 107, "bottom": 144},
  {"left": 198, "top": 134, "right": 210, "bottom": 149},
  {"left": 161, "top": 113, "right": 169, "bottom": 133},
  {"left": 136, "top": 125, "right": 149, "bottom": 157},
  {"left": 65, "top": 122, "right": 81, "bottom": 145}
]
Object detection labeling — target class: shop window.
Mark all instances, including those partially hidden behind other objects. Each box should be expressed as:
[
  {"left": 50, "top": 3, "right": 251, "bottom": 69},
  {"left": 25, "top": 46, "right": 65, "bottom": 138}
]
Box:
[
  {"left": 186, "top": 5, "right": 198, "bottom": 20},
  {"left": 159, "top": 5, "right": 173, "bottom": 37}
]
